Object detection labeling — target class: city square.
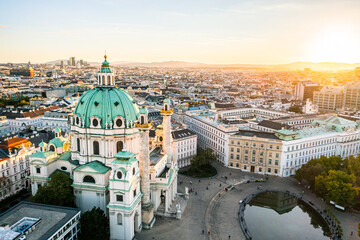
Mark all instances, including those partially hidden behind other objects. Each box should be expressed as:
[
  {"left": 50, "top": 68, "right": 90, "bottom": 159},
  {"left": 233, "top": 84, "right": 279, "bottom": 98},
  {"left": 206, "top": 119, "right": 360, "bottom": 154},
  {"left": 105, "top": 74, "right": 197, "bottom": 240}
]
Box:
[{"left": 136, "top": 162, "right": 360, "bottom": 240}]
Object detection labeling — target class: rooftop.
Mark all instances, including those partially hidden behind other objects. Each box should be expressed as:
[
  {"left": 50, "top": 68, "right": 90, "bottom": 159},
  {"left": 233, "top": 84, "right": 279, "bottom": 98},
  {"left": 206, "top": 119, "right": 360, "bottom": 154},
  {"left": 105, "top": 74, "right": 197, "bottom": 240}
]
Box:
[{"left": 0, "top": 202, "right": 80, "bottom": 240}]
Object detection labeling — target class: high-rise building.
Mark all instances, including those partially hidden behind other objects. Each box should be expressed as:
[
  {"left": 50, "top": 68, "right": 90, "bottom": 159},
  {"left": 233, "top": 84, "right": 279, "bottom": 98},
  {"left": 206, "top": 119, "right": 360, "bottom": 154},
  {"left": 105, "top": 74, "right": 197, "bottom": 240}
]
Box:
[
  {"left": 343, "top": 82, "right": 360, "bottom": 111},
  {"left": 313, "top": 86, "right": 343, "bottom": 111},
  {"left": 60, "top": 60, "right": 65, "bottom": 68},
  {"left": 79, "top": 59, "right": 84, "bottom": 66},
  {"left": 294, "top": 81, "right": 320, "bottom": 101},
  {"left": 69, "top": 57, "right": 76, "bottom": 66}
]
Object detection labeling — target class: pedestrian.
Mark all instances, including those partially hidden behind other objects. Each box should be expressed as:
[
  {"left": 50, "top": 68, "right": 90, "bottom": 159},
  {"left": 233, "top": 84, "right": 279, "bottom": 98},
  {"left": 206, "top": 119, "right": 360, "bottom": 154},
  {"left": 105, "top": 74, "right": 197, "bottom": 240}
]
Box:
[
  {"left": 199, "top": 179, "right": 201, "bottom": 183},
  {"left": 202, "top": 230, "right": 204, "bottom": 234},
  {"left": 208, "top": 231, "right": 210, "bottom": 235},
  {"left": 190, "top": 181, "right": 192, "bottom": 185},
  {"left": 206, "top": 186, "right": 208, "bottom": 190},
  {"left": 351, "top": 231, "right": 353, "bottom": 236},
  {"left": 220, "top": 183, "right": 222, "bottom": 187},
  {"left": 228, "top": 235, "right": 231, "bottom": 239}
]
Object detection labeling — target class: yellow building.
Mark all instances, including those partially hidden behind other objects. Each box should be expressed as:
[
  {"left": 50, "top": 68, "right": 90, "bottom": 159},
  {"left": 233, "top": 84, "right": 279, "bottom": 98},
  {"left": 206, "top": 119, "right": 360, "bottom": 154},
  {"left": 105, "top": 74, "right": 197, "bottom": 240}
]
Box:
[{"left": 228, "top": 131, "right": 282, "bottom": 176}]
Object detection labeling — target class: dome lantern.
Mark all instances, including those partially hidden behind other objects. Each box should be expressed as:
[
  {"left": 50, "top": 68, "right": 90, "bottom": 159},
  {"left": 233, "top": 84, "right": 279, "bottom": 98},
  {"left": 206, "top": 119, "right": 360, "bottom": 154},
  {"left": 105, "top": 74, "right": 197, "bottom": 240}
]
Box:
[{"left": 97, "top": 53, "right": 115, "bottom": 86}]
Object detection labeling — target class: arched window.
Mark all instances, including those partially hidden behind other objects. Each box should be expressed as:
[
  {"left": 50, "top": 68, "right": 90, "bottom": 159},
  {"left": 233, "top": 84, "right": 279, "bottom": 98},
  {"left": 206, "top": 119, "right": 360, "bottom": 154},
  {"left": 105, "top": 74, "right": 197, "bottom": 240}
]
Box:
[
  {"left": 165, "top": 105, "right": 168, "bottom": 111},
  {"left": 76, "top": 117, "right": 79, "bottom": 125},
  {"left": 107, "top": 76, "right": 111, "bottom": 85},
  {"left": 102, "top": 76, "right": 105, "bottom": 84},
  {"left": 49, "top": 145, "right": 55, "bottom": 152},
  {"left": 132, "top": 167, "right": 135, "bottom": 175},
  {"left": 141, "top": 116, "right": 145, "bottom": 124},
  {"left": 117, "top": 213, "right": 123, "bottom": 225},
  {"left": 77, "top": 138, "right": 80, "bottom": 152},
  {"left": 83, "top": 175, "right": 95, "bottom": 184},
  {"left": 93, "top": 141, "right": 99, "bottom": 155},
  {"left": 116, "top": 141, "right": 123, "bottom": 153},
  {"left": 117, "top": 171, "right": 122, "bottom": 179}
]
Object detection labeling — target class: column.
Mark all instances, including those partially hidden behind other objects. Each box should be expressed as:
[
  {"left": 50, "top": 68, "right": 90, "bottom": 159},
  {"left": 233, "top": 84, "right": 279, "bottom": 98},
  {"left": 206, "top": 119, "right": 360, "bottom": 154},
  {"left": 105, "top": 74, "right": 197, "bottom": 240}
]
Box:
[{"left": 138, "top": 127, "right": 155, "bottom": 229}]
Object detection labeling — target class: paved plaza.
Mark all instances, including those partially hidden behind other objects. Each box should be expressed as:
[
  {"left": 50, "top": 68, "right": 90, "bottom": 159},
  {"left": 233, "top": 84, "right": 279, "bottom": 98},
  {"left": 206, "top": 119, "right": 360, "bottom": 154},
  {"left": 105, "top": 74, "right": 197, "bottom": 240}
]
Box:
[{"left": 136, "top": 162, "right": 360, "bottom": 240}]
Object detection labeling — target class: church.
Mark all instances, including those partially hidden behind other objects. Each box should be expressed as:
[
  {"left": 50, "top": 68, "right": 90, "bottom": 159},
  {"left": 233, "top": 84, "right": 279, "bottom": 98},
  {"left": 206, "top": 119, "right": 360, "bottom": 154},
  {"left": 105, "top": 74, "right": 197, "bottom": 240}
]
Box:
[{"left": 29, "top": 55, "right": 178, "bottom": 240}]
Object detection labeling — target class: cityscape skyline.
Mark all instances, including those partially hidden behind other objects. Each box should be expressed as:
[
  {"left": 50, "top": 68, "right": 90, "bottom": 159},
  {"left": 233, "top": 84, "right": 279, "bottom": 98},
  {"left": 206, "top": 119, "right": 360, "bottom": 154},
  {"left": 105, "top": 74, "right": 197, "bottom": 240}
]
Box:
[{"left": 1, "top": 0, "right": 360, "bottom": 64}]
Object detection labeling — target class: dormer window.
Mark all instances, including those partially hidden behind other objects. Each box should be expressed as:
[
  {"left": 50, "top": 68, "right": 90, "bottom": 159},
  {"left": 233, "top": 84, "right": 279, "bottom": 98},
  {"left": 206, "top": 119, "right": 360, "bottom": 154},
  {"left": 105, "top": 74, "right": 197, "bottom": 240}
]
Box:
[
  {"left": 116, "top": 119, "right": 122, "bottom": 127},
  {"left": 113, "top": 116, "right": 124, "bottom": 129},
  {"left": 90, "top": 116, "right": 101, "bottom": 128},
  {"left": 93, "top": 119, "right": 99, "bottom": 127}
]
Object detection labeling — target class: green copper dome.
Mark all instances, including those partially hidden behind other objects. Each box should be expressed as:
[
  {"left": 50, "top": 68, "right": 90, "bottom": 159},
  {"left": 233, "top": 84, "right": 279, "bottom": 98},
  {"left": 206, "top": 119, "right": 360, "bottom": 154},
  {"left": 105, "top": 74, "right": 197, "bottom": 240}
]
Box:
[{"left": 73, "top": 87, "right": 140, "bottom": 129}]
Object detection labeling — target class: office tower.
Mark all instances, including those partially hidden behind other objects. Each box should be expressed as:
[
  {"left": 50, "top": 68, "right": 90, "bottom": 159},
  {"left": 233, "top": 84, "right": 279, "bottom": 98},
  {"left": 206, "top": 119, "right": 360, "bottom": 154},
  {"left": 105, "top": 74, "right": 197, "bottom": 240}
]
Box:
[{"left": 313, "top": 86, "right": 343, "bottom": 111}]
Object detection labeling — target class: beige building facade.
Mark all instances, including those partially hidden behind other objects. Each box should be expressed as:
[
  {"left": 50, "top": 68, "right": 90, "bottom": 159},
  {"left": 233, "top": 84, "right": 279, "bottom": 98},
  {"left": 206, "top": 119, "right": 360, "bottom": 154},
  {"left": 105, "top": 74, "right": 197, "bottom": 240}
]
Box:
[{"left": 228, "top": 131, "right": 282, "bottom": 176}]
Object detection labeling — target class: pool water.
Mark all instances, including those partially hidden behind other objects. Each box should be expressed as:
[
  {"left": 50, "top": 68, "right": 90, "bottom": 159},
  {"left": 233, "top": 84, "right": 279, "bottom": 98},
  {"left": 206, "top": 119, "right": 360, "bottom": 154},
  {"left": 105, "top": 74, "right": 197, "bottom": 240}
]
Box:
[{"left": 244, "top": 191, "right": 331, "bottom": 240}]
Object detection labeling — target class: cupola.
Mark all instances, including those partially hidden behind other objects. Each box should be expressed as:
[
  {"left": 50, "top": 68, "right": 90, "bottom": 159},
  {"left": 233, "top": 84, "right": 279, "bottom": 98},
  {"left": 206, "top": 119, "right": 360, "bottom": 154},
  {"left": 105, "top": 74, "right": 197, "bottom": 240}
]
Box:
[{"left": 97, "top": 54, "right": 115, "bottom": 86}]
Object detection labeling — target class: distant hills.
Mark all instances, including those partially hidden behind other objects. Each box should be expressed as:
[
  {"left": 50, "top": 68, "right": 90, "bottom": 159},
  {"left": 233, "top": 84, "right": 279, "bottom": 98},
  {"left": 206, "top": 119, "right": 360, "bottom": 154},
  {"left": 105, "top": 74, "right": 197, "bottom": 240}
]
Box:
[{"left": 44, "top": 60, "right": 360, "bottom": 71}]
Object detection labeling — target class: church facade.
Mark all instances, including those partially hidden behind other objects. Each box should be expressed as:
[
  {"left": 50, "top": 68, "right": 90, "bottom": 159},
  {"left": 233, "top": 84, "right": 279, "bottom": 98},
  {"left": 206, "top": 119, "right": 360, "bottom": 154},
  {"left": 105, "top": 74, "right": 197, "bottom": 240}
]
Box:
[{"left": 29, "top": 56, "right": 178, "bottom": 240}]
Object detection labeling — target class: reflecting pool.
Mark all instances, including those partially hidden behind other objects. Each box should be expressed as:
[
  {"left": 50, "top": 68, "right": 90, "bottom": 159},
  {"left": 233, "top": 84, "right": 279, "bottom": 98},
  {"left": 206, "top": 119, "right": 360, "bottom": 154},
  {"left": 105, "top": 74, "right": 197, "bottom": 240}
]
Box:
[{"left": 244, "top": 191, "right": 331, "bottom": 240}]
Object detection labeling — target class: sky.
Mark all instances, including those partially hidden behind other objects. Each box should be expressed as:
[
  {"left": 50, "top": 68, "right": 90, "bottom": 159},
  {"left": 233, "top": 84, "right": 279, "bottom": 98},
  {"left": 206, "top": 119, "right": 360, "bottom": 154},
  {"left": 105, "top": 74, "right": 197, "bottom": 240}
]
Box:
[{"left": 1, "top": 0, "right": 360, "bottom": 64}]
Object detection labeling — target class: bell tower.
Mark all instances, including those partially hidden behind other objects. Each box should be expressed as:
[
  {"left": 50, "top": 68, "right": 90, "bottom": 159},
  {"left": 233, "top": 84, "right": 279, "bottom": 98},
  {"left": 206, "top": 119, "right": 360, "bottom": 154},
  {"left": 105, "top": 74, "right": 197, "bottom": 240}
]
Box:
[
  {"left": 97, "top": 53, "right": 115, "bottom": 86},
  {"left": 160, "top": 98, "right": 173, "bottom": 164}
]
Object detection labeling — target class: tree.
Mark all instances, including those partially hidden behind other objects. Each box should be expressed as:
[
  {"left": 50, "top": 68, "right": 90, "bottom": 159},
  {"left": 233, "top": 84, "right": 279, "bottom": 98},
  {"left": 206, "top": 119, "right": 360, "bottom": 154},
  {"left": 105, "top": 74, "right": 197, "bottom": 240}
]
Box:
[
  {"left": 288, "top": 105, "right": 302, "bottom": 113},
  {"left": 79, "top": 207, "right": 110, "bottom": 240},
  {"left": 32, "top": 172, "right": 75, "bottom": 207},
  {"left": 315, "top": 170, "right": 359, "bottom": 207}
]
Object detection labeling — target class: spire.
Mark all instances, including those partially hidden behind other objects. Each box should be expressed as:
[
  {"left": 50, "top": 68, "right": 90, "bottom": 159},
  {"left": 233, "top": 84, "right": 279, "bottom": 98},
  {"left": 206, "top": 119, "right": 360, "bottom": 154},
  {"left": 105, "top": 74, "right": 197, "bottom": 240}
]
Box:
[{"left": 104, "top": 50, "right": 107, "bottom": 61}]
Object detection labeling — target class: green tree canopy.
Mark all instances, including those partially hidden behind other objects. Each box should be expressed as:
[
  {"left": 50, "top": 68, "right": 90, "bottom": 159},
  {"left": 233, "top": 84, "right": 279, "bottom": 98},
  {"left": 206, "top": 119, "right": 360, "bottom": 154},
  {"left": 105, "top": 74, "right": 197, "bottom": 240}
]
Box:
[
  {"left": 32, "top": 172, "right": 75, "bottom": 207},
  {"left": 315, "top": 170, "right": 359, "bottom": 207},
  {"left": 79, "top": 207, "right": 110, "bottom": 240}
]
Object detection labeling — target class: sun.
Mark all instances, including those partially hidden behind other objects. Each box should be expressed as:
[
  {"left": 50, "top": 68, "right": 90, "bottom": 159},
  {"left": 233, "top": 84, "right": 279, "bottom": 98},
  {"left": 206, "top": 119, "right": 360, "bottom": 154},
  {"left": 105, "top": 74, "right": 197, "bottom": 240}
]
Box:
[{"left": 307, "top": 25, "right": 360, "bottom": 63}]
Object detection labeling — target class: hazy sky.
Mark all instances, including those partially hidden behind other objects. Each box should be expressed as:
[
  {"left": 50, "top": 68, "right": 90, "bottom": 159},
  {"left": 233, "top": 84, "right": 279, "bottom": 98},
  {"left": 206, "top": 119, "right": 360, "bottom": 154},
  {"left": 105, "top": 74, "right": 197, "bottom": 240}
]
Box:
[{"left": 1, "top": 0, "right": 360, "bottom": 64}]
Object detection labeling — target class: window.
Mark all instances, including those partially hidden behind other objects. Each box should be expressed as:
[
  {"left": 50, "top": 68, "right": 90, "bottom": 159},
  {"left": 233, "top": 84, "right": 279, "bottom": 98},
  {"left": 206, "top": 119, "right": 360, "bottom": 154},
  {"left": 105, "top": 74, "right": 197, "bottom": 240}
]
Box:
[
  {"left": 76, "top": 117, "right": 79, "bottom": 125},
  {"left": 236, "top": 163, "right": 239, "bottom": 167},
  {"left": 117, "top": 213, "right": 123, "bottom": 225},
  {"left": 132, "top": 167, "right": 135, "bottom": 175},
  {"left": 259, "top": 167, "right": 262, "bottom": 172},
  {"left": 77, "top": 138, "right": 80, "bottom": 152},
  {"left": 36, "top": 167, "right": 41, "bottom": 174},
  {"left": 268, "top": 159, "right": 272, "bottom": 164},
  {"left": 93, "top": 119, "right": 98, "bottom": 127},
  {"left": 49, "top": 145, "right": 55, "bottom": 152},
  {"left": 268, "top": 168, "right": 271, "bottom": 173},
  {"left": 275, "top": 160, "right": 279, "bottom": 166},
  {"left": 133, "top": 189, "right": 137, "bottom": 197},
  {"left": 244, "top": 165, "right": 247, "bottom": 170},
  {"left": 93, "top": 141, "right": 99, "bottom": 155},
  {"left": 274, "top": 169, "right": 278, "bottom": 174},
  {"left": 117, "top": 171, "right": 123, "bottom": 179},
  {"left": 116, "top": 141, "right": 123, "bottom": 153},
  {"left": 116, "top": 119, "right": 122, "bottom": 127},
  {"left": 83, "top": 175, "right": 95, "bottom": 184},
  {"left": 116, "top": 195, "right": 123, "bottom": 202},
  {"left": 61, "top": 166, "right": 67, "bottom": 171},
  {"left": 140, "top": 116, "right": 145, "bottom": 124}
]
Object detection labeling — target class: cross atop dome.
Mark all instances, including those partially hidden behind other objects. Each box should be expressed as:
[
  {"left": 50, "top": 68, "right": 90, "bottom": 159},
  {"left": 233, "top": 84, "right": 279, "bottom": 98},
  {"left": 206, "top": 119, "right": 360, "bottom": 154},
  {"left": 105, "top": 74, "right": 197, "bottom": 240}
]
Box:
[{"left": 97, "top": 53, "right": 115, "bottom": 86}]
